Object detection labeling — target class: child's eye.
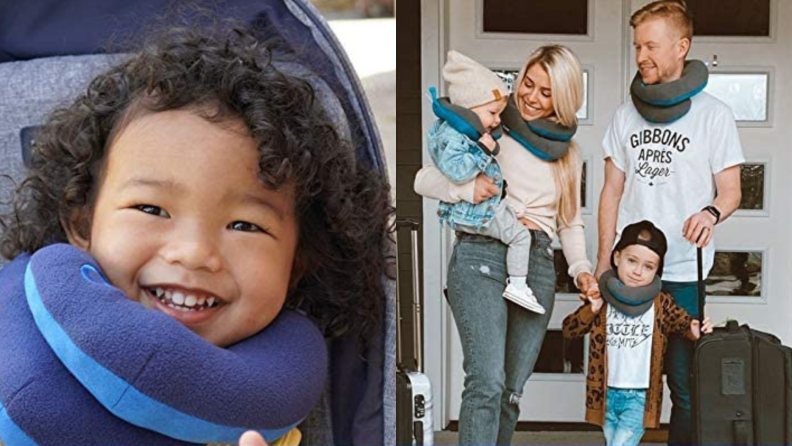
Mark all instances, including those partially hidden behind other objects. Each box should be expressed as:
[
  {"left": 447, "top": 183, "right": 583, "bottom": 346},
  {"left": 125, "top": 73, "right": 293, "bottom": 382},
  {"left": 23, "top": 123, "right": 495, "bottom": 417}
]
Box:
[
  {"left": 135, "top": 204, "right": 169, "bottom": 217},
  {"left": 229, "top": 221, "right": 265, "bottom": 233}
]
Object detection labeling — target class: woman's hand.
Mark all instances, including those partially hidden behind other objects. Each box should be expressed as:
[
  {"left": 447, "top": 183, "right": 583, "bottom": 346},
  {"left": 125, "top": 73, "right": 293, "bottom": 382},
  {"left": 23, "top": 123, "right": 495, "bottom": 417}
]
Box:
[
  {"left": 576, "top": 272, "right": 598, "bottom": 295},
  {"left": 239, "top": 431, "right": 268, "bottom": 446},
  {"left": 576, "top": 272, "right": 602, "bottom": 312},
  {"left": 472, "top": 174, "right": 500, "bottom": 204}
]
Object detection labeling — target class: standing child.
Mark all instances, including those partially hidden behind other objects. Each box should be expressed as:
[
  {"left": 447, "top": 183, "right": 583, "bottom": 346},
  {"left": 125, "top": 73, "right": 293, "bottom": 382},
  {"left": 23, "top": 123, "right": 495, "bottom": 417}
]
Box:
[
  {"left": 563, "top": 220, "right": 712, "bottom": 445},
  {"left": 0, "top": 24, "right": 392, "bottom": 446},
  {"left": 426, "top": 50, "right": 542, "bottom": 313}
]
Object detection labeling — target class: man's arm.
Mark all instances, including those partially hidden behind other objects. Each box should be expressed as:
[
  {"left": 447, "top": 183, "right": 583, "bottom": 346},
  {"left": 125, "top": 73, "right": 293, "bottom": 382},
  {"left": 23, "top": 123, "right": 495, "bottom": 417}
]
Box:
[
  {"left": 595, "top": 158, "right": 625, "bottom": 278},
  {"left": 712, "top": 165, "right": 742, "bottom": 222},
  {"left": 682, "top": 165, "right": 741, "bottom": 247}
]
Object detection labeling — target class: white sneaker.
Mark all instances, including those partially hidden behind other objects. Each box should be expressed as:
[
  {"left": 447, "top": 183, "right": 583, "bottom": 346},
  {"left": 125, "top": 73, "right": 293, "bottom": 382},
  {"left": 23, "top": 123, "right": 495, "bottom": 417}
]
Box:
[{"left": 503, "top": 280, "right": 545, "bottom": 314}]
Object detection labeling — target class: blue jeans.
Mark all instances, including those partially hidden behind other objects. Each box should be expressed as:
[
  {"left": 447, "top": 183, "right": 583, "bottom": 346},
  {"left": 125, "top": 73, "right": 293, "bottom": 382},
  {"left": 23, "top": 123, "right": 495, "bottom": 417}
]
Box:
[
  {"left": 447, "top": 230, "right": 556, "bottom": 445},
  {"left": 662, "top": 281, "right": 699, "bottom": 445},
  {"left": 603, "top": 388, "right": 647, "bottom": 445}
]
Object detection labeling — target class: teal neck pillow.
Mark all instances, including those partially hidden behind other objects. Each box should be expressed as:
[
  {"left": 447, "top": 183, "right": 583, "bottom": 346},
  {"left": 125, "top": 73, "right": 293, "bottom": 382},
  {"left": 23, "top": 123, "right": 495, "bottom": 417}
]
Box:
[{"left": 430, "top": 86, "right": 503, "bottom": 155}]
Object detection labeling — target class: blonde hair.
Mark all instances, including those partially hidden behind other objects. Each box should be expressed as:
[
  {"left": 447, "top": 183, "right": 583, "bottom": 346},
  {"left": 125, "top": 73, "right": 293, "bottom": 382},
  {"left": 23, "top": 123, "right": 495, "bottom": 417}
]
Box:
[
  {"left": 520, "top": 45, "right": 584, "bottom": 226},
  {"left": 630, "top": 0, "right": 693, "bottom": 41}
]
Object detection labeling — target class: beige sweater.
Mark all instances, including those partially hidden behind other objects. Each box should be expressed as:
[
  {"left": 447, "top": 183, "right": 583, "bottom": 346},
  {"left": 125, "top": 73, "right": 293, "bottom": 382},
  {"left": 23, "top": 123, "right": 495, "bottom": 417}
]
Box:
[{"left": 414, "top": 133, "right": 592, "bottom": 282}]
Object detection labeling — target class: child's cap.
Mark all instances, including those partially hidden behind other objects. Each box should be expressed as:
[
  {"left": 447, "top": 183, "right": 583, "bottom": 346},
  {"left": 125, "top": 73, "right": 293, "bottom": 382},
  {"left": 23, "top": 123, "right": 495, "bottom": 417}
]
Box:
[
  {"left": 611, "top": 220, "right": 668, "bottom": 276},
  {"left": 442, "top": 50, "right": 508, "bottom": 109}
]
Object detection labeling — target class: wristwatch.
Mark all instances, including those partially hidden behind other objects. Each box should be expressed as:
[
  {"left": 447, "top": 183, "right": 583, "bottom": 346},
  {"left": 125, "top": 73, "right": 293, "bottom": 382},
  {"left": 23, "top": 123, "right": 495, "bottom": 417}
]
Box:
[{"left": 702, "top": 205, "right": 721, "bottom": 225}]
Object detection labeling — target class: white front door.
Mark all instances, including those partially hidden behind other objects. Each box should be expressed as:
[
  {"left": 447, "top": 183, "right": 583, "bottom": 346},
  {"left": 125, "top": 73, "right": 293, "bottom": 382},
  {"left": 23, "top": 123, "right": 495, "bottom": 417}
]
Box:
[{"left": 421, "top": 0, "right": 792, "bottom": 428}]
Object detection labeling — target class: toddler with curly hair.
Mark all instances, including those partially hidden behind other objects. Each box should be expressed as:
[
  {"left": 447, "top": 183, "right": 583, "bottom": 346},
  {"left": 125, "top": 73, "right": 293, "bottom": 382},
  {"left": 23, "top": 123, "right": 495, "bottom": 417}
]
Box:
[{"left": 0, "top": 23, "right": 392, "bottom": 446}]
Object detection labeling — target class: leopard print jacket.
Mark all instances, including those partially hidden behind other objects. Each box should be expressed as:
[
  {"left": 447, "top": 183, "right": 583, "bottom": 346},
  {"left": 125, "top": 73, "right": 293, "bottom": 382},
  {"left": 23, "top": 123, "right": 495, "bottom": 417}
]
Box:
[{"left": 562, "top": 292, "right": 694, "bottom": 428}]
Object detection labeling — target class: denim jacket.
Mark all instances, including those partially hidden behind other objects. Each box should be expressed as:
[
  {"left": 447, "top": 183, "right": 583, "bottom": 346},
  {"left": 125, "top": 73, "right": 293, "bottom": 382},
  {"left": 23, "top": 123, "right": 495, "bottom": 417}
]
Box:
[{"left": 427, "top": 120, "right": 504, "bottom": 229}]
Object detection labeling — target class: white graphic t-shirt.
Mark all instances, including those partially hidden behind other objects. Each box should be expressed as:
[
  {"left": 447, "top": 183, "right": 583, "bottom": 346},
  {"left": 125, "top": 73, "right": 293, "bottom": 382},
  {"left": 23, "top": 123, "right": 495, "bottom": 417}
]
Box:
[
  {"left": 602, "top": 92, "right": 745, "bottom": 281},
  {"left": 606, "top": 304, "right": 655, "bottom": 389}
]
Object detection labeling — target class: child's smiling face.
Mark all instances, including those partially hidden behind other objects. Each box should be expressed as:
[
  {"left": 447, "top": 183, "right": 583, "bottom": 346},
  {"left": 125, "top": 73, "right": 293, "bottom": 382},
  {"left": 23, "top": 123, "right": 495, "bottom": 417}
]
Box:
[
  {"left": 69, "top": 109, "right": 299, "bottom": 347},
  {"left": 613, "top": 244, "right": 660, "bottom": 288}
]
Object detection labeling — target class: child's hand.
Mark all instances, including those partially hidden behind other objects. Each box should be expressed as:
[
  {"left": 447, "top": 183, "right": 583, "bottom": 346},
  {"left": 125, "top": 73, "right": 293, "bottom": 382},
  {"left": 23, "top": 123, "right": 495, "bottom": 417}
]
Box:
[
  {"left": 472, "top": 174, "right": 500, "bottom": 204},
  {"left": 579, "top": 289, "right": 603, "bottom": 313},
  {"left": 239, "top": 431, "right": 268, "bottom": 446},
  {"left": 690, "top": 316, "right": 713, "bottom": 340},
  {"left": 478, "top": 133, "right": 496, "bottom": 151}
]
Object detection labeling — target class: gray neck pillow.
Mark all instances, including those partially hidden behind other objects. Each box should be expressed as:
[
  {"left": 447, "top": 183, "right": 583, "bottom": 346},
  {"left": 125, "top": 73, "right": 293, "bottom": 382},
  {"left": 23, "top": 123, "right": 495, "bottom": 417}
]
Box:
[
  {"left": 630, "top": 59, "right": 709, "bottom": 123},
  {"left": 598, "top": 269, "right": 661, "bottom": 317},
  {"left": 500, "top": 95, "right": 576, "bottom": 161}
]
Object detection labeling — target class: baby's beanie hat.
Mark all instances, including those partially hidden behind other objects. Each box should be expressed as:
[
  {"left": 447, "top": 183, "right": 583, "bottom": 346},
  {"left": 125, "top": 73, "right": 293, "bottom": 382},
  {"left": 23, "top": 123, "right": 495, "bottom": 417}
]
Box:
[{"left": 442, "top": 50, "right": 508, "bottom": 109}]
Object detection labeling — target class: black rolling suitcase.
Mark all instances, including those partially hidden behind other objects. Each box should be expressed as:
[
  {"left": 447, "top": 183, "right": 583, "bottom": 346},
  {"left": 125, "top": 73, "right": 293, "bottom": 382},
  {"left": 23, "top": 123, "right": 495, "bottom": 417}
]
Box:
[
  {"left": 693, "top": 248, "right": 792, "bottom": 444},
  {"left": 396, "top": 220, "right": 433, "bottom": 445}
]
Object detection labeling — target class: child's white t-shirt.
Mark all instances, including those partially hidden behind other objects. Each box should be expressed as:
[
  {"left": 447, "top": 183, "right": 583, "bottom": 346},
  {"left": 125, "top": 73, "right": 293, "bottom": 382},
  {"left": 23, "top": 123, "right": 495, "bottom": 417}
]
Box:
[
  {"left": 602, "top": 93, "right": 745, "bottom": 282},
  {"left": 606, "top": 304, "right": 655, "bottom": 389}
]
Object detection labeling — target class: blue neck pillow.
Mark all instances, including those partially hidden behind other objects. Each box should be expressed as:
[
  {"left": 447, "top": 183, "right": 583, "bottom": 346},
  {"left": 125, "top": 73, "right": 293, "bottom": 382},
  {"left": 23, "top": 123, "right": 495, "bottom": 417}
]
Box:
[
  {"left": 429, "top": 86, "right": 503, "bottom": 155},
  {"left": 499, "top": 94, "right": 576, "bottom": 161},
  {"left": 630, "top": 59, "right": 709, "bottom": 124},
  {"left": 0, "top": 244, "right": 328, "bottom": 445}
]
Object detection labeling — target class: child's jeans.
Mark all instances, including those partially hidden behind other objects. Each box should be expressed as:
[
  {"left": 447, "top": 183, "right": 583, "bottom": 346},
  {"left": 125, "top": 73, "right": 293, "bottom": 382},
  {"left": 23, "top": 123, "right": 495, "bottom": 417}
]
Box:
[{"left": 603, "top": 388, "right": 647, "bottom": 446}]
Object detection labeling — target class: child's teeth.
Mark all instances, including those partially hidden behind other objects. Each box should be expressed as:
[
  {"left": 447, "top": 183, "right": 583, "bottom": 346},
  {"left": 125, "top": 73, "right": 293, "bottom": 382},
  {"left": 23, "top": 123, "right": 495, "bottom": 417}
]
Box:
[
  {"left": 172, "top": 292, "right": 185, "bottom": 305},
  {"left": 152, "top": 287, "right": 219, "bottom": 310}
]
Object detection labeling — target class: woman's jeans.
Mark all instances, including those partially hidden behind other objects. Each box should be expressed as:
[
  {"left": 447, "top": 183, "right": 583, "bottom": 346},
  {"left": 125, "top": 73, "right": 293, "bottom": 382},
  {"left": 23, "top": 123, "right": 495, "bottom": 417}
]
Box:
[{"left": 447, "top": 230, "right": 556, "bottom": 445}]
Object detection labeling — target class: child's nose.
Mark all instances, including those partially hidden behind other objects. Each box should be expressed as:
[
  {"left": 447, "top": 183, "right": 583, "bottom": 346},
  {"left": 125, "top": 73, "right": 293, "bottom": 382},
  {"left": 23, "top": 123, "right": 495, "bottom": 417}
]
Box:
[{"left": 161, "top": 225, "right": 223, "bottom": 272}]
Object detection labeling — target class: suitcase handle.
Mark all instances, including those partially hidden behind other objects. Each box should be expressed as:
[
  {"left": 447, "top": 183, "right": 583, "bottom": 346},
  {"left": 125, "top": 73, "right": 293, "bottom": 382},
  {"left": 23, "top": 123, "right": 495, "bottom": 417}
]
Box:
[
  {"left": 697, "top": 246, "right": 705, "bottom": 327},
  {"left": 395, "top": 219, "right": 424, "bottom": 373}
]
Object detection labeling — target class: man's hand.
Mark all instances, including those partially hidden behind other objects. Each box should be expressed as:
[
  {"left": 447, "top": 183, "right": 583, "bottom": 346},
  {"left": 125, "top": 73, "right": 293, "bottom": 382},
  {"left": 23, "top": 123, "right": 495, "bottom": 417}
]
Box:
[
  {"left": 683, "top": 210, "right": 717, "bottom": 248},
  {"left": 472, "top": 174, "right": 500, "bottom": 204},
  {"left": 478, "top": 133, "right": 496, "bottom": 151}
]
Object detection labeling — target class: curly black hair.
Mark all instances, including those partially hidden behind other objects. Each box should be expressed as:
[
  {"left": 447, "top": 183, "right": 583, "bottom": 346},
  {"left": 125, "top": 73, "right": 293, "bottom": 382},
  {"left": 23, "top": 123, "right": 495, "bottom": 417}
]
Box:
[{"left": 0, "top": 25, "right": 394, "bottom": 341}]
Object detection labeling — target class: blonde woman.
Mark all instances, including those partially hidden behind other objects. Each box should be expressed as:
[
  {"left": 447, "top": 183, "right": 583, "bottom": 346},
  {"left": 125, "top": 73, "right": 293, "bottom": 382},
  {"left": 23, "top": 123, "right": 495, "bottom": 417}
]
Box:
[{"left": 414, "top": 45, "right": 597, "bottom": 445}]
